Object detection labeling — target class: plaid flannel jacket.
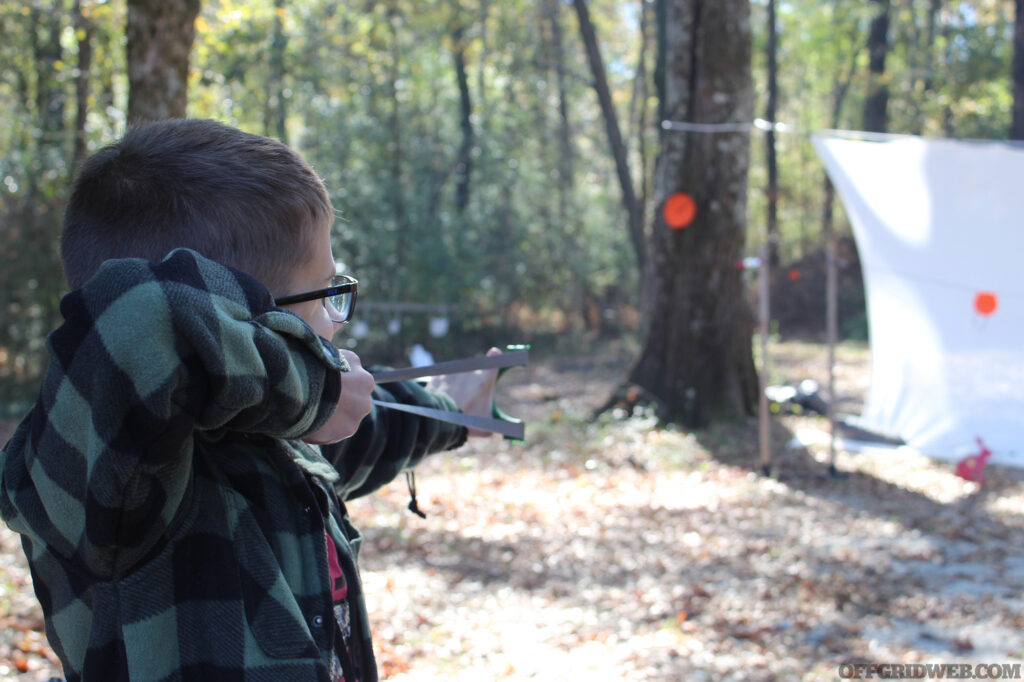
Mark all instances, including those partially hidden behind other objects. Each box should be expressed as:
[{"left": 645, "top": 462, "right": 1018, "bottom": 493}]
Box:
[{"left": 0, "top": 249, "right": 466, "bottom": 681}]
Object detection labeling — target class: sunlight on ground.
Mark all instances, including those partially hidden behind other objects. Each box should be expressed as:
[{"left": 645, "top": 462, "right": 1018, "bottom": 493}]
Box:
[
  {"left": 987, "top": 492, "right": 1024, "bottom": 519},
  {"left": 795, "top": 430, "right": 977, "bottom": 505},
  {"left": 369, "top": 566, "right": 626, "bottom": 681},
  {"left": 347, "top": 343, "right": 1024, "bottom": 680},
  {"left": 352, "top": 419, "right": 1024, "bottom": 679},
  {"left": 3, "top": 341, "right": 1024, "bottom": 680}
]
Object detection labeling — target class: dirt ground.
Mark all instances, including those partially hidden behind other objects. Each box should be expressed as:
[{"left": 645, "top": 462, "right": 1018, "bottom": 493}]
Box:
[{"left": 1, "top": 340, "right": 1022, "bottom": 681}]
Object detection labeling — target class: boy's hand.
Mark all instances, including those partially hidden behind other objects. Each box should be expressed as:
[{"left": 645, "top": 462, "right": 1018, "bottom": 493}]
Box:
[
  {"left": 304, "top": 350, "right": 375, "bottom": 444},
  {"left": 427, "top": 347, "right": 501, "bottom": 437}
]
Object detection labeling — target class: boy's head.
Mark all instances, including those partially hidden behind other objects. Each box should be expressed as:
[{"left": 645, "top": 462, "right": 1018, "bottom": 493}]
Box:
[{"left": 61, "top": 119, "right": 333, "bottom": 294}]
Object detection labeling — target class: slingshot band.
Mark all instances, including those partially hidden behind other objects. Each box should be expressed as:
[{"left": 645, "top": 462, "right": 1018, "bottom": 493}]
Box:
[
  {"left": 370, "top": 349, "right": 529, "bottom": 384},
  {"left": 371, "top": 399, "right": 526, "bottom": 440}
]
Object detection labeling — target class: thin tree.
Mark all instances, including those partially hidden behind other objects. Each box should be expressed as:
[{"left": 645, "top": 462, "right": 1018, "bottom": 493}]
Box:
[
  {"left": 126, "top": 0, "right": 201, "bottom": 122},
  {"left": 572, "top": 0, "right": 645, "bottom": 277},
  {"left": 1013, "top": 0, "right": 1024, "bottom": 139},
  {"left": 907, "top": 0, "right": 942, "bottom": 134},
  {"left": 422, "top": 7, "right": 475, "bottom": 222},
  {"left": 267, "top": 0, "right": 288, "bottom": 143},
  {"left": 29, "top": 2, "right": 65, "bottom": 183},
  {"left": 822, "top": 5, "right": 862, "bottom": 238},
  {"left": 628, "top": 0, "right": 655, "bottom": 218},
  {"left": 385, "top": 3, "right": 409, "bottom": 307},
  {"left": 626, "top": 0, "right": 758, "bottom": 426},
  {"left": 765, "top": 0, "right": 779, "bottom": 267},
  {"left": 546, "top": 0, "right": 575, "bottom": 224},
  {"left": 451, "top": 20, "right": 473, "bottom": 214},
  {"left": 72, "top": 0, "right": 94, "bottom": 173},
  {"left": 864, "top": 0, "right": 891, "bottom": 133}
]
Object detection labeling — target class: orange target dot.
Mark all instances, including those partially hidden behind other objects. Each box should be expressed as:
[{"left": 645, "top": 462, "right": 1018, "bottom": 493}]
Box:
[
  {"left": 663, "top": 193, "right": 697, "bottom": 229},
  {"left": 974, "top": 291, "right": 998, "bottom": 316},
  {"left": 788, "top": 269, "right": 801, "bottom": 281}
]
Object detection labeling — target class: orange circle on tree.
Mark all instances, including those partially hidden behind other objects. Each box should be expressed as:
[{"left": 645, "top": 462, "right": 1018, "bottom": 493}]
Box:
[
  {"left": 974, "top": 291, "right": 998, "bottom": 316},
  {"left": 663, "top": 193, "right": 697, "bottom": 229}
]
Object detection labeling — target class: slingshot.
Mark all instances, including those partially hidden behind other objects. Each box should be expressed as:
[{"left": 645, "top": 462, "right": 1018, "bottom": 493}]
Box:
[{"left": 371, "top": 347, "right": 529, "bottom": 440}]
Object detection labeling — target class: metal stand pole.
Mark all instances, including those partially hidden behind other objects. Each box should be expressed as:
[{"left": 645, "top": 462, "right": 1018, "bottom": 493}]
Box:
[
  {"left": 826, "top": 233, "right": 839, "bottom": 476},
  {"left": 759, "top": 243, "right": 772, "bottom": 476}
]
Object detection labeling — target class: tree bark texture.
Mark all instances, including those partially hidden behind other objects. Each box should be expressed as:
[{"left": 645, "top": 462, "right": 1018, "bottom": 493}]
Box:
[
  {"left": 573, "top": 0, "right": 645, "bottom": 276},
  {"left": 452, "top": 23, "right": 473, "bottom": 213},
  {"left": 266, "top": 0, "right": 288, "bottom": 143},
  {"left": 864, "top": 0, "right": 890, "bottom": 133},
  {"left": 764, "top": 0, "right": 779, "bottom": 267},
  {"left": 386, "top": 9, "right": 408, "bottom": 302},
  {"left": 821, "top": 26, "right": 859, "bottom": 240},
  {"left": 72, "top": 0, "right": 94, "bottom": 173},
  {"left": 628, "top": 0, "right": 655, "bottom": 228},
  {"left": 126, "top": 0, "right": 200, "bottom": 122},
  {"left": 546, "top": 0, "right": 575, "bottom": 221},
  {"left": 1013, "top": 0, "right": 1024, "bottom": 139},
  {"left": 628, "top": 0, "right": 758, "bottom": 427},
  {"left": 30, "top": 4, "right": 66, "bottom": 157}
]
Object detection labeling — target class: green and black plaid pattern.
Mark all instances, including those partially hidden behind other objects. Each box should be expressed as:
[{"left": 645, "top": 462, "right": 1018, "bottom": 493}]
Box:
[{"left": 1, "top": 250, "right": 467, "bottom": 681}]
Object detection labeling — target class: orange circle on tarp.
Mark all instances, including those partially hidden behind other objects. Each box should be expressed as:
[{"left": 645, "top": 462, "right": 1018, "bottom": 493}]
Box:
[
  {"left": 663, "top": 193, "right": 697, "bottom": 229},
  {"left": 975, "top": 291, "right": 998, "bottom": 316},
  {"left": 788, "top": 269, "right": 801, "bottom": 281}
]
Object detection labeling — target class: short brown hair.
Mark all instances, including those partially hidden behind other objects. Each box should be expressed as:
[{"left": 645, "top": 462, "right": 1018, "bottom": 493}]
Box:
[{"left": 61, "top": 119, "right": 333, "bottom": 292}]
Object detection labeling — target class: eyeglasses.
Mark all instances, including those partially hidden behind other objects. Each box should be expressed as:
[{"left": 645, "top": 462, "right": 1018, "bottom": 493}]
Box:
[{"left": 275, "top": 274, "right": 358, "bottom": 323}]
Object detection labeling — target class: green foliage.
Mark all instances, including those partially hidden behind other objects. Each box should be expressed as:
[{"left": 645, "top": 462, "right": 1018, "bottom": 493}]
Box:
[
  {"left": 747, "top": 0, "right": 1017, "bottom": 263},
  {"left": 189, "top": 0, "right": 638, "bottom": 360},
  {"left": 0, "top": 0, "right": 1021, "bottom": 407}
]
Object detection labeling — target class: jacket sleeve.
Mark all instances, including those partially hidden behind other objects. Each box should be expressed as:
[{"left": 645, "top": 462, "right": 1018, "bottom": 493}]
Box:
[
  {"left": 321, "top": 377, "right": 467, "bottom": 501},
  {"left": 0, "top": 249, "right": 346, "bottom": 578}
]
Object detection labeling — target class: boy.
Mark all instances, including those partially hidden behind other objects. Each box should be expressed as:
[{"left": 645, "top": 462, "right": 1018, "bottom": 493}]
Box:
[{"left": 0, "top": 119, "right": 496, "bottom": 681}]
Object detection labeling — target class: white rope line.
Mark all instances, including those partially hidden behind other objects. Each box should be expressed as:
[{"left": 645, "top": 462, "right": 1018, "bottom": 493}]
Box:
[
  {"left": 662, "top": 119, "right": 1024, "bottom": 149},
  {"left": 661, "top": 119, "right": 913, "bottom": 140},
  {"left": 660, "top": 118, "right": 799, "bottom": 133}
]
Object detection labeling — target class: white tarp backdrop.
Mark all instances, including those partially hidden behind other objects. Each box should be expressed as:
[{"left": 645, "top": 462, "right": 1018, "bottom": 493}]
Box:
[{"left": 812, "top": 133, "right": 1024, "bottom": 468}]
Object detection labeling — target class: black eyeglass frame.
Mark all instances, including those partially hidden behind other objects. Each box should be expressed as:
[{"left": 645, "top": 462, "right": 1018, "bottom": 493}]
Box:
[{"left": 275, "top": 274, "right": 358, "bottom": 323}]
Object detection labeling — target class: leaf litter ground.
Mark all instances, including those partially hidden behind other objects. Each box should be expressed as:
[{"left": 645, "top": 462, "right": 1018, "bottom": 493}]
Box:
[{"left": 1, "top": 341, "right": 1022, "bottom": 681}]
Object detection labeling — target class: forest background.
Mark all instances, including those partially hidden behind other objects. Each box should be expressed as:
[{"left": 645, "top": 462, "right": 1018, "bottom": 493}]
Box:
[
  {"left": 1, "top": 0, "right": 1022, "bottom": 415},
  {"left": 3, "top": 2, "right": 1024, "bottom": 678}
]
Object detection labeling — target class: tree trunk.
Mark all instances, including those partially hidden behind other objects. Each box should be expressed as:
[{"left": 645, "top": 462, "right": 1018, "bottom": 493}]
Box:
[
  {"left": 627, "top": 0, "right": 758, "bottom": 427},
  {"left": 387, "top": 5, "right": 408, "bottom": 301},
  {"left": 452, "top": 23, "right": 473, "bottom": 213},
  {"left": 925, "top": 0, "right": 941, "bottom": 96},
  {"left": 72, "top": 0, "right": 94, "bottom": 173},
  {"left": 765, "top": 0, "right": 779, "bottom": 267},
  {"left": 126, "top": 0, "right": 200, "bottom": 122},
  {"left": 822, "top": 15, "right": 860, "bottom": 237},
  {"left": 266, "top": 0, "right": 288, "bottom": 143},
  {"left": 23, "top": 2, "right": 68, "bottom": 352},
  {"left": 1013, "top": 0, "right": 1024, "bottom": 139},
  {"left": 547, "top": 0, "right": 575, "bottom": 221},
  {"left": 629, "top": 0, "right": 655, "bottom": 220},
  {"left": 864, "top": 0, "right": 890, "bottom": 133},
  {"left": 475, "top": 0, "right": 490, "bottom": 119},
  {"left": 573, "top": 0, "right": 645, "bottom": 277},
  {"left": 905, "top": 0, "right": 941, "bottom": 134},
  {"left": 30, "top": 4, "right": 66, "bottom": 161},
  {"left": 821, "top": 81, "right": 852, "bottom": 238}
]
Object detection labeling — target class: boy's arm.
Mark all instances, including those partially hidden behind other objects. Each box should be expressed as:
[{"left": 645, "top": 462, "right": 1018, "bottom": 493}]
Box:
[
  {"left": 303, "top": 348, "right": 374, "bottom": 444},
  {"left": 0, "top": 249, "right": 346, "bottom": 576},
  {"left": 321, "top": 379, "right": 468, "bottom": 500}
]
